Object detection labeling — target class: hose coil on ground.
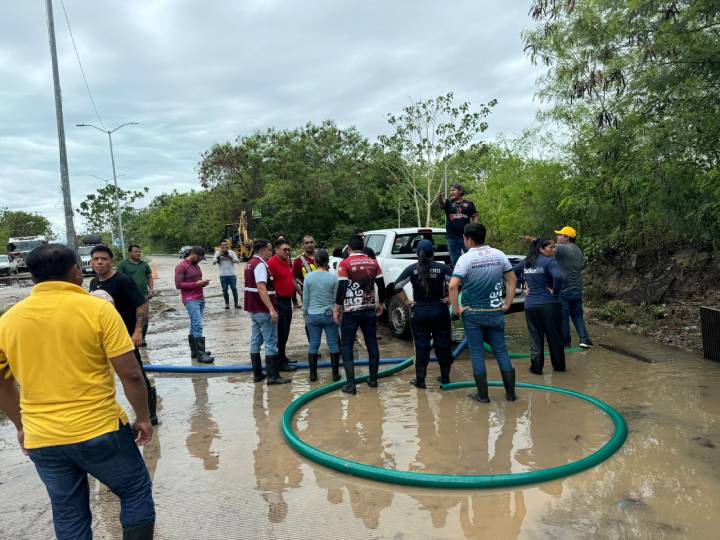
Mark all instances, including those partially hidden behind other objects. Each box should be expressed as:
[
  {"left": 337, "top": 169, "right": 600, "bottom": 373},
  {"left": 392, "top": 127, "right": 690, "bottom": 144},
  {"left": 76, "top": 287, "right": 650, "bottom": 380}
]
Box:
[{"left": 281, "top": 357, "right": 627, "bottom": 489}]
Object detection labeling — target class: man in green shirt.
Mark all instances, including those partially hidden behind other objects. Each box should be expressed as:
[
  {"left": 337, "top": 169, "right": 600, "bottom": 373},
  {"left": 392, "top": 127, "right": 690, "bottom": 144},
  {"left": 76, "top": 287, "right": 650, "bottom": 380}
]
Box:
[{"left": 118, "top": 245, "right": 154, "bottom": 346}]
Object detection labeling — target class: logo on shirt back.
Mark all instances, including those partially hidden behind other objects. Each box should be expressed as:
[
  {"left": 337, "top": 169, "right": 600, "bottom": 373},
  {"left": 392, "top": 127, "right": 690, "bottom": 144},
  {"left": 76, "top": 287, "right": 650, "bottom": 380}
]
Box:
[{"left": 489, "top": 282, "right": 504, "bottom": 308}]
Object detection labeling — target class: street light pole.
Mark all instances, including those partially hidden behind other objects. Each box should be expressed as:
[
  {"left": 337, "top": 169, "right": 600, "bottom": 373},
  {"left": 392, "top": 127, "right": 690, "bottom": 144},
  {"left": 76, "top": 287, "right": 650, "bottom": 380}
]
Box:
[
  {"left": 76, "top": 122, "right": 138, "bottom": 255},
  {"left": 107, "top": 131, "right": 125, "bottom": 254},
  {"left": 46, "top": 0, "right": 78, "bottom": 251}
]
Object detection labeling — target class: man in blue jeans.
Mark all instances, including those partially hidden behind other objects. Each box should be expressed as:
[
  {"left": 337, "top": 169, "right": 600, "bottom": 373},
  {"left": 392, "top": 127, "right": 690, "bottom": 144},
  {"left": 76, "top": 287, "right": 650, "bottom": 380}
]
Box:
[
  {"left": 0, "top": 244, "right": 154, "bottom": 540},
  {"left": 244, "top": 239, "right": 290, "bottom": 384},
  {"left": 213, "top": 240, "right": 241, "bottom": 309},
  {"left": 437, "top": 183, "right": 478, "bottom": 267},
  {"left": 554, "top": 226, "right": 594, "bottom": 348},
  {"left": 175, "top": 247, "right": 214, "bottom": 363},
  {"left": 449, "top": 223, "right": 517, "bottom": 403}
]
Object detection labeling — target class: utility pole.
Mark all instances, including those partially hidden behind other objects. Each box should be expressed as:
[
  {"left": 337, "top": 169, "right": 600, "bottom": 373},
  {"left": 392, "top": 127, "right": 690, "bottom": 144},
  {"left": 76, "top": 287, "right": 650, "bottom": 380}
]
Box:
[{"left": 46, "top": 0, "right": 78, "bottom": 251}]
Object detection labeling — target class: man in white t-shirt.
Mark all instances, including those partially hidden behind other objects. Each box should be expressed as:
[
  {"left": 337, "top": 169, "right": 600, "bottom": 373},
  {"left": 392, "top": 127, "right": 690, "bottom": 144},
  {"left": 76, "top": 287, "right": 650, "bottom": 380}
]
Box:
[{"left": 449, "top": 223, "right": 517, "bottom": 403}]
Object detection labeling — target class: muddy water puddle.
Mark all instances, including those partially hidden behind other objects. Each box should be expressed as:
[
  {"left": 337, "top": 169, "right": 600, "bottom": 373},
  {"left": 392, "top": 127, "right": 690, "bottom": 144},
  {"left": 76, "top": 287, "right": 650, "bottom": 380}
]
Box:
[{"left": 1, "top": 255, "right": 719, "bottom": 539}]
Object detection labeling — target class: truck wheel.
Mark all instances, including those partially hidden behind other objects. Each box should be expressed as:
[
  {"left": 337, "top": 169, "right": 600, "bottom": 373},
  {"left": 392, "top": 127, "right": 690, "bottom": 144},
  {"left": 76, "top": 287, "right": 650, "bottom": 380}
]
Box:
[{"left": 387, "top": 295, "right": 411, "bottom": 340}]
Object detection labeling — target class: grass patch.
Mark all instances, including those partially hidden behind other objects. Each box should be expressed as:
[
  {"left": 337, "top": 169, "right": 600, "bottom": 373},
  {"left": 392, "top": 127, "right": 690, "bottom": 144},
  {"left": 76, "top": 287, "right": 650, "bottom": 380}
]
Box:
[{"left": 595, "top": 300, "right": 648, "bottom": 325}]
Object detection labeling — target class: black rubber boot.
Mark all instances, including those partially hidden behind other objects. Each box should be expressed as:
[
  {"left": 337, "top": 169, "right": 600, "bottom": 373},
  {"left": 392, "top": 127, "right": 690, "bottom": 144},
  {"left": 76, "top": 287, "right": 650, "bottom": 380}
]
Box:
[
  {"left": 250, "top": 353, "right": 266, "bottom": 383},
  {"left": 148, "top": 386, "right": 158, "bottom": 426},
  {"left": 188, "top": 335, "right": 197, "bottom": 360},
  {"left": 469, "top": 374, "right": 490, "bottom": 403},
  {"left": 267, "top": 355, "right": 291, "bottom": 385},
  {"left": 367, "top": 353, "right": 380, "bottom": 388},
  {"left": 308, "top": 353, "right": 318, "bottom": 382},
  {"left": 195, "top": 337, "right": 214, "bottom": 364},
  {"left": 411, "top": 358, "right": 427, "bottom": 388},
  {"left": 342, "top": 356, "right": 356, "bottom": 394},
  {"left": 436, "top": 361, "right": 451, "bottom": 385},
  {"left": 501, "top": 369, "right": 516, "bottom": 401},
  {"left": 330, "top": 352, "right": 341, "bottom": 382},
  {"left": 529, "top": 362, "right": 543, "bottom": 375},
  {"left": 123, "top": 521, "right": 154, "bottom": 540},
  {"left": 279, "top": 356, "right": 297, "bottom": 372}
]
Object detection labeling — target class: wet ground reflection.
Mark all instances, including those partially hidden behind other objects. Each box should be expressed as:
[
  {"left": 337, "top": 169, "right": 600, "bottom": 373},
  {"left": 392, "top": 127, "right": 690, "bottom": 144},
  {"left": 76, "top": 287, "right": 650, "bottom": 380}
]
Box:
[{"left": 1, "top": 256, "right": 719, "bottom": 539}]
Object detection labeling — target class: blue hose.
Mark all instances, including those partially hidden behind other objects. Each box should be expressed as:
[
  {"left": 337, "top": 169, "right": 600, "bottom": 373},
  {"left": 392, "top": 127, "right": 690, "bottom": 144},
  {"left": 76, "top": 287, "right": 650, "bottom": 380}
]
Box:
[{"left": 144, "top": 339, "right": 470, "bottom": 374}]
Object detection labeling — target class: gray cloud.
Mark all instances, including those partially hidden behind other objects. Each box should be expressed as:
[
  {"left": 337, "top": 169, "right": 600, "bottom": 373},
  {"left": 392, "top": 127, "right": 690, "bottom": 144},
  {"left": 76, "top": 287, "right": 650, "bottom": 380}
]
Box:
[{"left": 0, "top": 1, "right": 545, "bottom": 237}]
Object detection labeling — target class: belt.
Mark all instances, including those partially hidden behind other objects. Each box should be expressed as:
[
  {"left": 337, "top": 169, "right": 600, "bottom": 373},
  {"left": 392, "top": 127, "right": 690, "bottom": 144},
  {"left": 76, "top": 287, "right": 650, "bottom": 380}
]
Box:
[{"left": 463, "top": 307, "right": 503, "bottom": 313}]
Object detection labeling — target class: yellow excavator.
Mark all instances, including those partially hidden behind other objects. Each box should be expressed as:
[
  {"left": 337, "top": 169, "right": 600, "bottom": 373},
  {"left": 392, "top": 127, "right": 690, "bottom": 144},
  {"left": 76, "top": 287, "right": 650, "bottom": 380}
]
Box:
[{"left": 216, "top": 210, "right": 256, "bottom": 261}]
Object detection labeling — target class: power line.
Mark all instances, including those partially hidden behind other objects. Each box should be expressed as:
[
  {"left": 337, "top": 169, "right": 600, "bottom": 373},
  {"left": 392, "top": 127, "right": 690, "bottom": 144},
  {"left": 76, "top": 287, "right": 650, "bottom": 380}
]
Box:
[{"left": 58, "top": 0, "right": 105, "bottom": 130}]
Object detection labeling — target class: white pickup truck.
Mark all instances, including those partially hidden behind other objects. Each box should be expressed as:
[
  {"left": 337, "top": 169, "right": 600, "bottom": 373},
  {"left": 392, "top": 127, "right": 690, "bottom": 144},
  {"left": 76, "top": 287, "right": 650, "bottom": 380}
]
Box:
[{"left": 330, "top": 227, "right": 525, "bottom": 338}]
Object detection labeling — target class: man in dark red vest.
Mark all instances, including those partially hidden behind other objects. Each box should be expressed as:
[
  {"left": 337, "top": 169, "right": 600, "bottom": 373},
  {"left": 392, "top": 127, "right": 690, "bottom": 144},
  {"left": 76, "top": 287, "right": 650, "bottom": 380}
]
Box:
[{"left": 244, "top": 240, "right": 290, "bottom": 384}]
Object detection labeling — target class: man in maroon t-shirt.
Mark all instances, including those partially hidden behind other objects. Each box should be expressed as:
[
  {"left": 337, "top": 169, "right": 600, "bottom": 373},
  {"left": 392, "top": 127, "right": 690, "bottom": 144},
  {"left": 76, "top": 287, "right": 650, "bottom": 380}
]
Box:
[
  {"left": 268, "top": 239, "right": 301, "bottom": 372},
  {"left": 175, "top": 247, "right": 214, "bottom": 363},
  {"left": 333, "top": 236, "right": 386, "bottom": 394}
]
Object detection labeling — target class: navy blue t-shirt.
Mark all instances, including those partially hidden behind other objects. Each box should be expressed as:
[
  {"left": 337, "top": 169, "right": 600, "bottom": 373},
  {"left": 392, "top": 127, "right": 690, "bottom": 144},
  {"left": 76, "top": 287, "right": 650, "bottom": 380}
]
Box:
[
  {"left": 513, "top": 255, "right": 563, "bottom": 309},
  {"left": 444, "top": 199, "right": 477, "bottom": 239},
  {"left": 394, "top": 260, "right": 452, "bottom": 304}
]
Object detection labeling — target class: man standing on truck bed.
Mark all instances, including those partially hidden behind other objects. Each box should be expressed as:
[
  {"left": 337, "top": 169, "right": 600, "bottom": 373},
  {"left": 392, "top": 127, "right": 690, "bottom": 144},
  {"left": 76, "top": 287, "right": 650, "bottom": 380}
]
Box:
[
  {"left": 333, "top": 236, "right": 385, "bottom": 395},
  {"left": 437, "top": 183, "right": 478, "bottom": 267}
]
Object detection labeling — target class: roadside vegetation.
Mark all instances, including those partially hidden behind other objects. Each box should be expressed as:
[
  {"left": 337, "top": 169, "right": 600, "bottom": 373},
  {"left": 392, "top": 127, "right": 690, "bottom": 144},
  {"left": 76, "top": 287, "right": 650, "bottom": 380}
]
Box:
[{"left": 2, "top": 2, "right": 716, "bottom": 349}]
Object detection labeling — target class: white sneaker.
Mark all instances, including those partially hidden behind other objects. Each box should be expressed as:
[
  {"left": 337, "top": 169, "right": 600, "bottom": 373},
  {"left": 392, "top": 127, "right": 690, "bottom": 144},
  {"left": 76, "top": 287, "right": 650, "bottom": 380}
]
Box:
[{"left": 579, "top": 342, "right": 594, "bottom": 349}]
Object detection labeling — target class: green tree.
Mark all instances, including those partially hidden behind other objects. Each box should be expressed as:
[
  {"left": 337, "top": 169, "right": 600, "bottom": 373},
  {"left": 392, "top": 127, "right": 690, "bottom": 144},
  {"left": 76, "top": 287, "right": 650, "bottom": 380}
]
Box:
[
  {"left": 378, "top": 92, "right": 497, "bottom": 226},
  {"left": 0, "top": 210, "right": 54, "bottom": 252},
  {"left": 195, "top": 121, "right": 397, "bottom": 248},
  {"left": 76, "top": 184, "right": 148, "bottom": 238},
  {"left": 524, "top": 0, "right": 720, "bottom": 250}
]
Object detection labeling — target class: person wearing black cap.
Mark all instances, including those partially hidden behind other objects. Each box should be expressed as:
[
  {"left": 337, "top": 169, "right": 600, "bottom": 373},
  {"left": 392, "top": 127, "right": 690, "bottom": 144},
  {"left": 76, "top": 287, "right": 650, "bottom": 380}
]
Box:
[
  {"left": 175, "top": 246, "right": 214, "bottom": 363},
  {"left": 437, "top": 183, "right": 478, "bottom": 267},
  {"left": 393, "top": 240, "right": 453, "bottom": 387}
]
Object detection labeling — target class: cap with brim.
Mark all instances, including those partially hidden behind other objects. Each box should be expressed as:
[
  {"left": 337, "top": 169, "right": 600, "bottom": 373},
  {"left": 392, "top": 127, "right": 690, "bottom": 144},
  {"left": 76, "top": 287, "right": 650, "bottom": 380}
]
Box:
[
  {"left": 416, "top": 239, "right": 435, "bottom": 256},
  {"left": 554, "top": 226, "right": 577, "bottom": 238}
]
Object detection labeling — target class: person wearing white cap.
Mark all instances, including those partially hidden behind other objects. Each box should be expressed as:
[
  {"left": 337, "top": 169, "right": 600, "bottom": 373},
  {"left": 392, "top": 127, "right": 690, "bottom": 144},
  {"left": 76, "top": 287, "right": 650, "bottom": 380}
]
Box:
[{"left": 554, "top": 226, "right": 593, "bottom": 348}]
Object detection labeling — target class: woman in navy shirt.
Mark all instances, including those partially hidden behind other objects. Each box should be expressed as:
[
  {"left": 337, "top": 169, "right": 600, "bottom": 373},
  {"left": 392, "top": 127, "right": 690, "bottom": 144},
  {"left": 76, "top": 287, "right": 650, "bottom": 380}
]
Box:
[
  {"left": 514, "top": 239, "right": 566, "bottom": 374},
  {"left": 394, "top": 240, "right": 453, "bottom": 388}
]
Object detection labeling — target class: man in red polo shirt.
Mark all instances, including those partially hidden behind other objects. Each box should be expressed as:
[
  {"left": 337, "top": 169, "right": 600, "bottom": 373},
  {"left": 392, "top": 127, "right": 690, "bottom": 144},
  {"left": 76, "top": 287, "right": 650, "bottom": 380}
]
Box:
[{"left": 268, "top": 239, "right": 301, "bottom": 372}]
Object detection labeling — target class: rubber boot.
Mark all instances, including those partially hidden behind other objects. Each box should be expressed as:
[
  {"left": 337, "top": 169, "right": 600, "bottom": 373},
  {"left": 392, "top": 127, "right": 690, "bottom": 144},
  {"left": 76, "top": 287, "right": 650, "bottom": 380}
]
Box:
[
  {"left": 308, "top": 353, "right": 318, "bottom": 382},
  {"left": 195, "top": 337, "right": 214, "bottom": 364},
  {"left": 367, "top": 353, "right": 379, "bottom": 388},
  {"left": 411, "top": 358, "right": 427, "bottom": 388},
  {"left": 188, "top": 335, "right": 197, "bottom": 360},
  {"left": 279, "top": 356, "right": 297, "bottom": 372},
  {"left": 250, "top": 353, "right": 266, "bottom": 383},
  {"left": 342, "top": 356, "right": 356, "bottom": 394},
  {"left": 122, "top": 522, "right": 154, "bottom": 540},
  {"left": 148, "top": 386, "right": 158, "bottom": 426},
  {"left": 500, "top": 369, "right": 516, "bottom": 401},
  {"left": 529, "top": 361, "right": 543, "bottom": 375},
  {"left": 469, "top": 373, "right": 490, "bottom": 403},
  {"left": 330, "top": 352, "right": 341, "bottom": 382},
  {"left": 267, "top": 355, "right": 291, "bottom": 385},
  {"left": 436, "top": 361, "right": 451, "bottom": 385}
]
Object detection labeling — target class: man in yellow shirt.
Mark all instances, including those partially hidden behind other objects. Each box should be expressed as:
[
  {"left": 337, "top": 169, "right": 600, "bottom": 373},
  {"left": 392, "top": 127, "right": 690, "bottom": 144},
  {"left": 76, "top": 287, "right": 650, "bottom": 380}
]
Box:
[{"left": 0, "top": 244, "right": 155, "bottom": 540}]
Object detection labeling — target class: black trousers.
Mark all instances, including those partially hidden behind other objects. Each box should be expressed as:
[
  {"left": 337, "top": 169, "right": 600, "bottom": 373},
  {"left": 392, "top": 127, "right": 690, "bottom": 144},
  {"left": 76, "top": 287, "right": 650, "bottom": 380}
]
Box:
[
  {"left": 410, "top": 303, "right": 452, "bottom": 379},
  {"left": 277, "top": 296, "right": 293, "bottom": 361},
  {"left": 525, "top": 303, "right": 566, "bottom": 372},
  {"left": 133, "top": 348, "right": 153, "bottom": 392}
]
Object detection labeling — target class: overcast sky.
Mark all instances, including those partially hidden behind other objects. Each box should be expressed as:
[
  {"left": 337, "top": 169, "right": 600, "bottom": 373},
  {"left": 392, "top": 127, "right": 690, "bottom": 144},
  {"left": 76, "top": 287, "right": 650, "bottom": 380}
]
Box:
[{"left": 0, "top": 1, "right": 545, "bottom": 237}]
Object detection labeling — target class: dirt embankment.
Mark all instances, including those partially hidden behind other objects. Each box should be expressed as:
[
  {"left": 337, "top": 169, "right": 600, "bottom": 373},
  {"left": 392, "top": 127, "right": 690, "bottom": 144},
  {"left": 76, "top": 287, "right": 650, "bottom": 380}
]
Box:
[{"left": 584, "top": 247, "right": 719, "bottom": 353}]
